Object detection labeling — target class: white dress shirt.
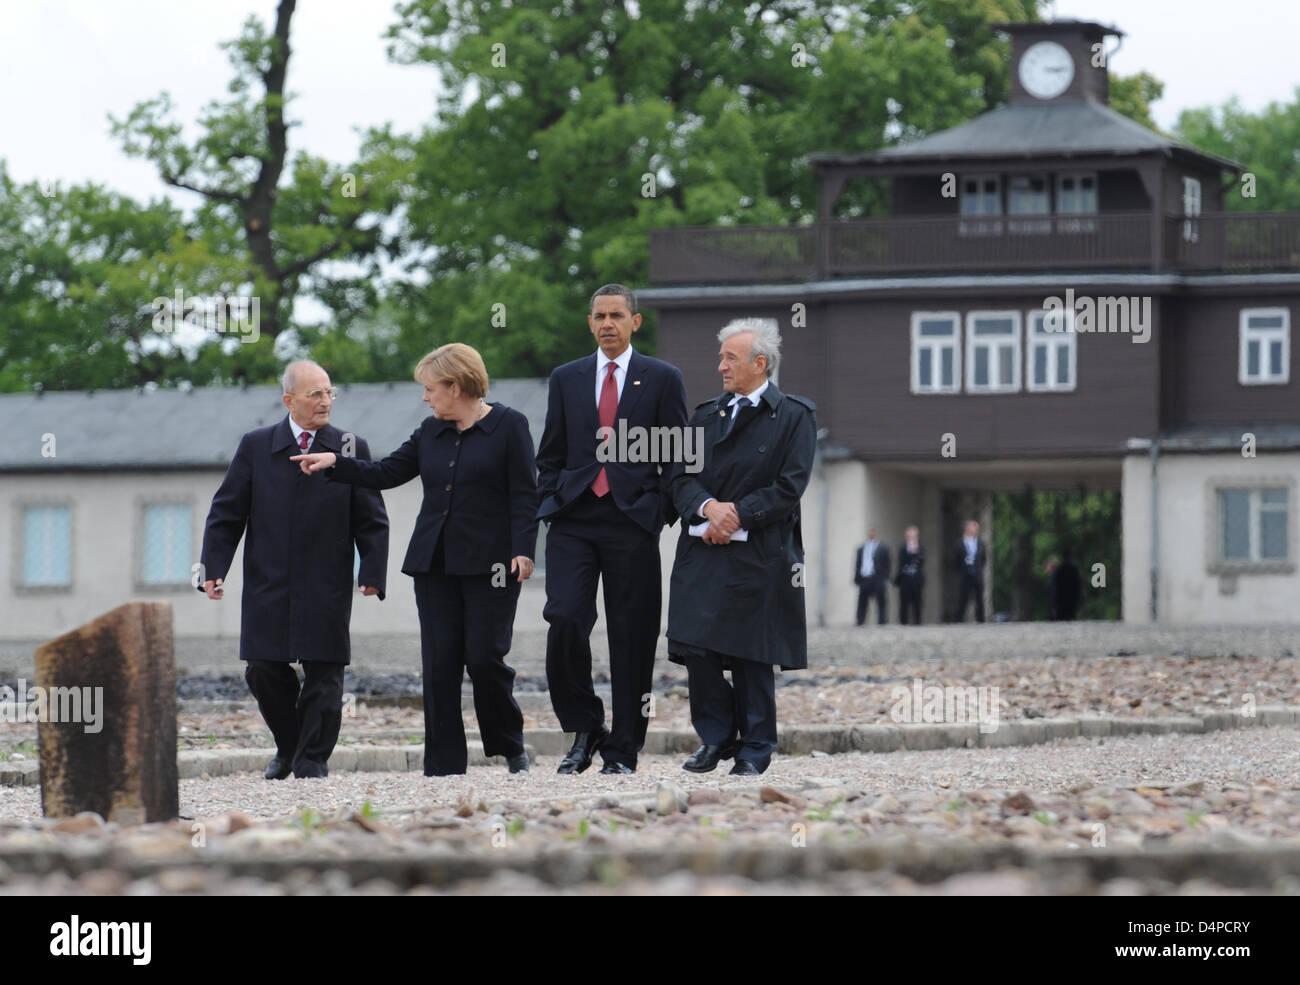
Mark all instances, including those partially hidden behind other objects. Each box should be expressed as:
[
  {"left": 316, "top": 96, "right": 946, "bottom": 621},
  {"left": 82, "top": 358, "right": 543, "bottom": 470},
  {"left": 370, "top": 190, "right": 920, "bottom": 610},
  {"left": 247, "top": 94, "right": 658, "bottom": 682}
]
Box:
[
  {"left": 288, "top": 415, "right": 318, "bottom": 450},
  {"left": 594, "top": 345, "right": 633, "bottom": 408},
  {"left": 963, "top": 535, "right": 979, "bottom": 567},
  {"left": 860, "top": 540, "right": 877, "bottom": 578}
]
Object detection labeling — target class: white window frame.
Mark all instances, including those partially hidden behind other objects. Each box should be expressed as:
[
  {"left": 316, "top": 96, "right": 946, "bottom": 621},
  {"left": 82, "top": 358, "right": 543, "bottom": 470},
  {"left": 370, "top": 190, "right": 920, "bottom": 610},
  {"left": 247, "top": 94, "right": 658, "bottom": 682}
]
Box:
[
  {"left": 965, "top": 311, "right": 1022, "bottom": 393},
  {"left": 1026, "top": 308, "right": 1077, "bottom": 392},
  {"left": 1182, "top": 176, "right": 1202, "bottom": 244},
  {"left": 1008, "top": 175, "right": 1050, "bottom": 215},
  {"left": 1208, "top": 480, "right": 1294, "bottom": 575},
  {"left": 136, "top": 499, "right": 194, "bottom": 590},
  {"left": 17, "top": 502, "right": 73, "bottom": 592},
  {"left": 1239, "top": 308, "right": 1290, "bottom": 386},
  {"left": 960, "top": 174, "right": 1001, "bottom": 216},
  {"left": 1055, "top": 172, "right": 1097, "bottom": 214},
  {"left": 910, "top": 312, "right": 961, "bottom": 394}
]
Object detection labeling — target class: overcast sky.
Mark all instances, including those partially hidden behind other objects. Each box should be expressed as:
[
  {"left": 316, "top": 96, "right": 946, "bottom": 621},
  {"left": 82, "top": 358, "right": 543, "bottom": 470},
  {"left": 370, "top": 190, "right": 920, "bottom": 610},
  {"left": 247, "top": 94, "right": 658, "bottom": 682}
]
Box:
[{"left": 2, "top": 0, "right": 1296, "bottom": 205}]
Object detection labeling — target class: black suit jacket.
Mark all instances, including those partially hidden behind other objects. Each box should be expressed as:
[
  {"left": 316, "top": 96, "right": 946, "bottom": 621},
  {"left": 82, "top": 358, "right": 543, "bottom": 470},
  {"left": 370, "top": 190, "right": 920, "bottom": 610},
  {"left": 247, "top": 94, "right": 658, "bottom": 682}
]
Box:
[
  {"left": 853, "top": 542, "right": 891, "bottom": 586},
  {"left": 536, "top": 348, "right": 688, "bottom": 535},
  {"left": 199, "top": 417, "right": 389, "bottom": 665},
  {"left": 328, "top": 404, "right": 539, "bottom": 577}
]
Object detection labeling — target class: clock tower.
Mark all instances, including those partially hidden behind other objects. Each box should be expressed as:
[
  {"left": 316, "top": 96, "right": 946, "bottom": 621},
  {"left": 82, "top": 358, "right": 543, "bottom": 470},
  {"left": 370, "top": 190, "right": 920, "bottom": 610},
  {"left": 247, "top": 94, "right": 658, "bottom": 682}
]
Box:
[{"left": 994, "top": 20, "right": 1123, "bottom": 105}]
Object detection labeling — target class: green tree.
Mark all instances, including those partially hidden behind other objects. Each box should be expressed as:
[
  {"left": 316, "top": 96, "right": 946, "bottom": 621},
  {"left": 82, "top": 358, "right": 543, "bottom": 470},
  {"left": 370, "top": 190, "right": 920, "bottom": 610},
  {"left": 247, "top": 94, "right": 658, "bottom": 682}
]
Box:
[
  {"left": 1174, "top": 92, "right": 1300, "bottom": 211},
  {"left": 109, "top": 0, "right": 407, "bottom": 381},
  {"left": 382, "top": 0, "right": 1059, "bottom": 377}
]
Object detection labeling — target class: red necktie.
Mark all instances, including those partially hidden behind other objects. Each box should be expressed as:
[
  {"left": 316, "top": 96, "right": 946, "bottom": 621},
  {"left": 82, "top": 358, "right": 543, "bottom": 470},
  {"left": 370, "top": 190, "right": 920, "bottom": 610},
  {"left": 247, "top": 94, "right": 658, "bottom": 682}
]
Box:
[
  {"left": 299, "top": 431, "right": 311, "bottom": 452},
  {"left": 591, "top": 361, "right": 618, "bottom": 497}
]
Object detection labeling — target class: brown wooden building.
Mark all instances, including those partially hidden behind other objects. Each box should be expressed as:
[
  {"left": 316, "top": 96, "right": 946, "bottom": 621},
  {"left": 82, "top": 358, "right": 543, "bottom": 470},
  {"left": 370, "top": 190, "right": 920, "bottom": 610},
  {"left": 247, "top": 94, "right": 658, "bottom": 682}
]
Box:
[{"left": 642, "top": 20, "right": 1300, "bottom": 626}]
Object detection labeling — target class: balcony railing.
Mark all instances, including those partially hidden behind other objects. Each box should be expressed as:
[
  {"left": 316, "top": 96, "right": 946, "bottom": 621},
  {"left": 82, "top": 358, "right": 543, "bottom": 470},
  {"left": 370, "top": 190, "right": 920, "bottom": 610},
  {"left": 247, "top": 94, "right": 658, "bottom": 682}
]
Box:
[{"left": 648, "top": 211, "right": 1300, "bottom": 284}]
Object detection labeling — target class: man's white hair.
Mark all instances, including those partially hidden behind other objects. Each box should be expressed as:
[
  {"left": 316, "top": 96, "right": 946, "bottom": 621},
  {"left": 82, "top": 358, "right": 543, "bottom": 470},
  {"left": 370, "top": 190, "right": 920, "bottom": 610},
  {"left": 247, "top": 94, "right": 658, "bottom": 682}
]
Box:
[
  {"left": 282, "top": 360, "right": 325, "bottom": 394},
  {"left": 718, "top": 318, "right": 780, "bottom": 378}
]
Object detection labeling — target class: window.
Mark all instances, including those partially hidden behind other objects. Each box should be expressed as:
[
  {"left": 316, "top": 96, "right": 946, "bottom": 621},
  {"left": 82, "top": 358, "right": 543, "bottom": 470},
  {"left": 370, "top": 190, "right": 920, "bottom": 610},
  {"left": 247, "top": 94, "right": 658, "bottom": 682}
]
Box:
[
  {"left": 1239, "top": 308, "right": 1289, "bottom": 385},
  {"left": 1217, "top": 487, "right": 1288, "bottom": 565},
  {"left": 1026, "top": 309, "right": 1076, "bottom": 391},
  {"left": 960, "top": 175, "right": 1000, "bottom": 215},
  {"left": 1182, "top": 176, "right": 1201, "bottom": 244},
  {"left": 1056, "top": 173, "right": 1097, "bottom": 214},
  {"left": 140, "top": 503, "right": 192, "bottom": 586},
  {"left": 910, "top": 313, "right": 961, "bottom": 394},
  {"left": 965, "top": 312, "right": 1021, "bottom": 392},
  {"left": 22, "top": 505, "right": 71, "bottom": 588}
]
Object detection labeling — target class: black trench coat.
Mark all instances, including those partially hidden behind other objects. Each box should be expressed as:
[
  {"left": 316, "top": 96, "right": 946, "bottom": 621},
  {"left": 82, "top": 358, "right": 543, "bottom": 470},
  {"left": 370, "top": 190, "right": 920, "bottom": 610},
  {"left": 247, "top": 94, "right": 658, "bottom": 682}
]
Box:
[
  {"left": 199, "top": 417, "right": 389, "bottom": 664},
  {"left": 666, "top": 384, "right": 817, "bottom": 670}
]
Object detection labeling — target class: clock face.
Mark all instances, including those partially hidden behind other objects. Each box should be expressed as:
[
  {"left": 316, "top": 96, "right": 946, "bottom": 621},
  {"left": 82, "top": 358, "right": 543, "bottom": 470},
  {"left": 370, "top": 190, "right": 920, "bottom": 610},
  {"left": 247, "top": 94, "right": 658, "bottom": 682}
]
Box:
[{"left": 1019, "top": 40, "right": 1074, "bottom": 100}]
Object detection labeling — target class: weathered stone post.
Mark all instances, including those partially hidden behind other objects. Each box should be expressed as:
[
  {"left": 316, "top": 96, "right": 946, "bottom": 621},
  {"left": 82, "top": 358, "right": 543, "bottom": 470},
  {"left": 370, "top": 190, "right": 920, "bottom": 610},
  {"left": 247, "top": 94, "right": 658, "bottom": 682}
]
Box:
[{"left": 35, "top": 601, "right": 178, "bottom": 823}]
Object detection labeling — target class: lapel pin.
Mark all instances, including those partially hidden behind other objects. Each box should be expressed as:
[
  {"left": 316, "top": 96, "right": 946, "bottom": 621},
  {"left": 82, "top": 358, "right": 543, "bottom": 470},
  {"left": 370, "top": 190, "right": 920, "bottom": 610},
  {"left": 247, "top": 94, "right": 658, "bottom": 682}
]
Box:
[{"left": 633, "top": 379, "right": 641, "bottom": 385}]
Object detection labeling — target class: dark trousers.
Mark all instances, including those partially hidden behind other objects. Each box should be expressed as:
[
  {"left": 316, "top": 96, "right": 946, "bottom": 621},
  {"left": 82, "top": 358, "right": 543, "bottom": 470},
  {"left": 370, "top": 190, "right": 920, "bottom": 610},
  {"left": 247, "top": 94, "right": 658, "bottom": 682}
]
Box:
[
  {"left": 954, "top": 572, "right": 985, "bottom": 622},
  {"left": 685, "top": 651, "right": 777, "bottom": 770},
  {"left": 413, "top": 554, "right": 525, "bottom": 776},
  {"left": 543, "top": 489, "right": 661, "bottom": 768},
  {"left": 855, "top": 579, "right": 887, "bottom": 625},
  {"left": 898, "top": 580, "right": 923, "bottom": 624},
  {"left": 244, "top": 660, "right": 344, "bottom": 777}
]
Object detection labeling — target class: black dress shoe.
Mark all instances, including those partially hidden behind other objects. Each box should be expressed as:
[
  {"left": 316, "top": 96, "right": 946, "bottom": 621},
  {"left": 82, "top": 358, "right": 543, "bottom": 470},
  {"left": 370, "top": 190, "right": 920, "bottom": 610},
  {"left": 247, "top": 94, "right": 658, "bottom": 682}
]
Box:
[
  {"left": 294, "top": 760, "right": 328, "bottom": 779},
  {"left": 556, "top": 725, "right": 609, "bottom": 774},
  {"left": 682, "top": 739, "right": 740, "bottom": 773},
  {"left": 599, "top": 761, "right": 634, "bottom": 774},
  {"left": 507, "top": 752, "right": 530, "bottom": 773},
  {"left": 728, "top": 759, "right": 763, "bottom": 776},
  {"left": 264, "top": 756, "right": 293, "bottom": 781}
]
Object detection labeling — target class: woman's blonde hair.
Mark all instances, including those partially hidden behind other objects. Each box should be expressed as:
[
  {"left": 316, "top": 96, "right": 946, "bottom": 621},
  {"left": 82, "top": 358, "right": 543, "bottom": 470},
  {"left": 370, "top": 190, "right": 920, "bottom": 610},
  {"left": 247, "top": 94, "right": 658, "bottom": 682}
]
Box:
[{"left": 414, "top": 343, "right": 489, "bottom": 399}]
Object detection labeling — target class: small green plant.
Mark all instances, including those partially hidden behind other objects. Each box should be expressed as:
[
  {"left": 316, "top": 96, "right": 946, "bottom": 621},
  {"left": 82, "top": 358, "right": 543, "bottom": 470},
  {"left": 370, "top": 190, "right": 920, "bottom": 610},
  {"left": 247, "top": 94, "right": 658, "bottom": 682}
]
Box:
[
  {"left": 1186, "top": 811, "right": 1204, "bottom": 827},
  {"left": 1031, "top": 811, "right": 1055, "bottom": 826},
  {"left": 805, "top": 806, "right": 832, "bottom": 821},
  {"left": 359, "top": 800, "right": 379, "bottom": 819},
  {"left": 404, "top": 736, "right": 423, "bottom": 745},
  {"left": 506, "top": 817, "right": 525, "bottom": 837},
  {"left": 944, "top": 799, "right": 969, "bottom": 812},
  {"left": 578, "top": 818, "right": 590, "bottom": 838},
  {"left": 289, "top": 808, "right": 324, "bottom": 837}
]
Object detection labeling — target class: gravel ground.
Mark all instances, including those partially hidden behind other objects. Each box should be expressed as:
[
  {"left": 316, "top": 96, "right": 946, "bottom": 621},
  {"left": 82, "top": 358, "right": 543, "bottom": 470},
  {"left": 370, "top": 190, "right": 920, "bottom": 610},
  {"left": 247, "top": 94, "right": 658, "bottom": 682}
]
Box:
[{"left": 3, "top": 727, "right": 1298, "bottom": 894}]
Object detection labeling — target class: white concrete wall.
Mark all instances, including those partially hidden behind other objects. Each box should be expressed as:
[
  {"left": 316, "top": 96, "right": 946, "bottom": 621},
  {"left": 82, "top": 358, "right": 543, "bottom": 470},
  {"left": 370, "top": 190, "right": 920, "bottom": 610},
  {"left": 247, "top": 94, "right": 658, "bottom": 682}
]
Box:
[
  {"left": 3, "top": 462, "right": 851, "bottom": 645},
  {"left": 1123, "top": 450, "right": 1300, "bottom": 623}
]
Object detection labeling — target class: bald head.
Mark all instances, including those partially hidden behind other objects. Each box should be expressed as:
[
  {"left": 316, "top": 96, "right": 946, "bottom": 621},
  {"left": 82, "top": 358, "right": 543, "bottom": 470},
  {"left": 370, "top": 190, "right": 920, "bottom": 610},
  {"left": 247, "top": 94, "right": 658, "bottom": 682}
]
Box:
[{"left": 281, "top": 361, "right": 333, "bottom": 430}]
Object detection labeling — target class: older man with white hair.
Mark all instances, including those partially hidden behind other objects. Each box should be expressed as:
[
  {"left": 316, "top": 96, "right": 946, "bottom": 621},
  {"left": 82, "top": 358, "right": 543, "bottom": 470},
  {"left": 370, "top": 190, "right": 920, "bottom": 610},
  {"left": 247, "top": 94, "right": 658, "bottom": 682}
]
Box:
[
  {"left": 666, "top": 320, "right": 817, "bottom": 775},
  {"left": 199, "top": 360, "right": 389, "bottom": 779}
]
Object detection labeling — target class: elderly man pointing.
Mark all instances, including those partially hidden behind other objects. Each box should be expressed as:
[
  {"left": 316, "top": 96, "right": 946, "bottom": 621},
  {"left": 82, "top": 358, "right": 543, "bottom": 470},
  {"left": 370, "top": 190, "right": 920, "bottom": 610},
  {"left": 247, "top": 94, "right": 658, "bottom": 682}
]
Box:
[
  {"left": 667, "top": 320, "right": 817, "bottom": 775},
  {"left": 199, "top": 360, "right": 389, "bottom": 779}
]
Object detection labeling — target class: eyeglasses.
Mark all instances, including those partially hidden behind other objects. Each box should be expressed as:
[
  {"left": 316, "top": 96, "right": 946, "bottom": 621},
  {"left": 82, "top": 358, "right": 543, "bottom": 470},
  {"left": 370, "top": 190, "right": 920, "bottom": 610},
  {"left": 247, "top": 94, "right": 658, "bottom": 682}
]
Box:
[{"left": 290, "top": 387, "right": 339, "bottom": 401}]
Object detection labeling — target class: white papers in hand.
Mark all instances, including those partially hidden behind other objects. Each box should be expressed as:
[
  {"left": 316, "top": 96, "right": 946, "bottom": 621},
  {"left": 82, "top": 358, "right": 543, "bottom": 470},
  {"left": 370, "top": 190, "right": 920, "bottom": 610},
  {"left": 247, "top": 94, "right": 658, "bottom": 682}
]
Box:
[{"left": 688, "top": 521, "right": 748, "bottom": 541}]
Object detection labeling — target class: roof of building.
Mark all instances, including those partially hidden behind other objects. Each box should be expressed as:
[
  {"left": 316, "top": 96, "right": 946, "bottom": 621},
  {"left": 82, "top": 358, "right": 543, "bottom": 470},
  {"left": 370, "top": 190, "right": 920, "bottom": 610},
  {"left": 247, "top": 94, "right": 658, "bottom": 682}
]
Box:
[
  {"left": 810, "top": 101, "right": 1242, "bottom": 172},
  {"left": 1, "top": 379, "right": 550, "bottom": 471}
]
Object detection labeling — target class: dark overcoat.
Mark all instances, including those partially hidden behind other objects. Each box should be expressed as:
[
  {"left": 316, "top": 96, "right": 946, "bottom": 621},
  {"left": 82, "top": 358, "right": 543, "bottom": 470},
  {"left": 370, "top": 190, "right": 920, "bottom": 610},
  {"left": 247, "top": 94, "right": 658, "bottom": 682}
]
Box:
[
  {"left": 666, "top": 384, "right": 816, "bottom": 670},
  {"left": 199, "top": 417, "right": 389, "bottom": 664}
]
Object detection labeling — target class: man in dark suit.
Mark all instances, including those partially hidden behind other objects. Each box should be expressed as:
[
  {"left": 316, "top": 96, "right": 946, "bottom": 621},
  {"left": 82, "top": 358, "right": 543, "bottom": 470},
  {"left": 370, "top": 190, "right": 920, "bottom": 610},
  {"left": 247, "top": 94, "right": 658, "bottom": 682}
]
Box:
[
  {"left": 667, "top": 320, "right": 816, "bottom": 776},
  {"left": 951, "top": 519, "right": 987, "bottom": 623},
  {"left": 1048, "top": 550, "right": 1082, "bottom": 621},
  {"left": 199, "top": 360, "right": 389, "bottom": 779},
  {"left": 853, "top": 526, "right": 891, "bottom": 625},
  {"left": 894, "top": 524, "right": 926, "bottom": 624},
  {"left": 536, "top": 284, "right": 689, "bottom": 774}
]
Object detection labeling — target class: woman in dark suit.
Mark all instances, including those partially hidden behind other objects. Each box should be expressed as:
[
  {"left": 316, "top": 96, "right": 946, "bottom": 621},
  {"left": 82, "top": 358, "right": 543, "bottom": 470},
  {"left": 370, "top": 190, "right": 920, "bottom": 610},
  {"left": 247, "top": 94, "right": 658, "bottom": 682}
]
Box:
[{"left": 293, "top": 343, "right": 539, "bottom": 775}]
